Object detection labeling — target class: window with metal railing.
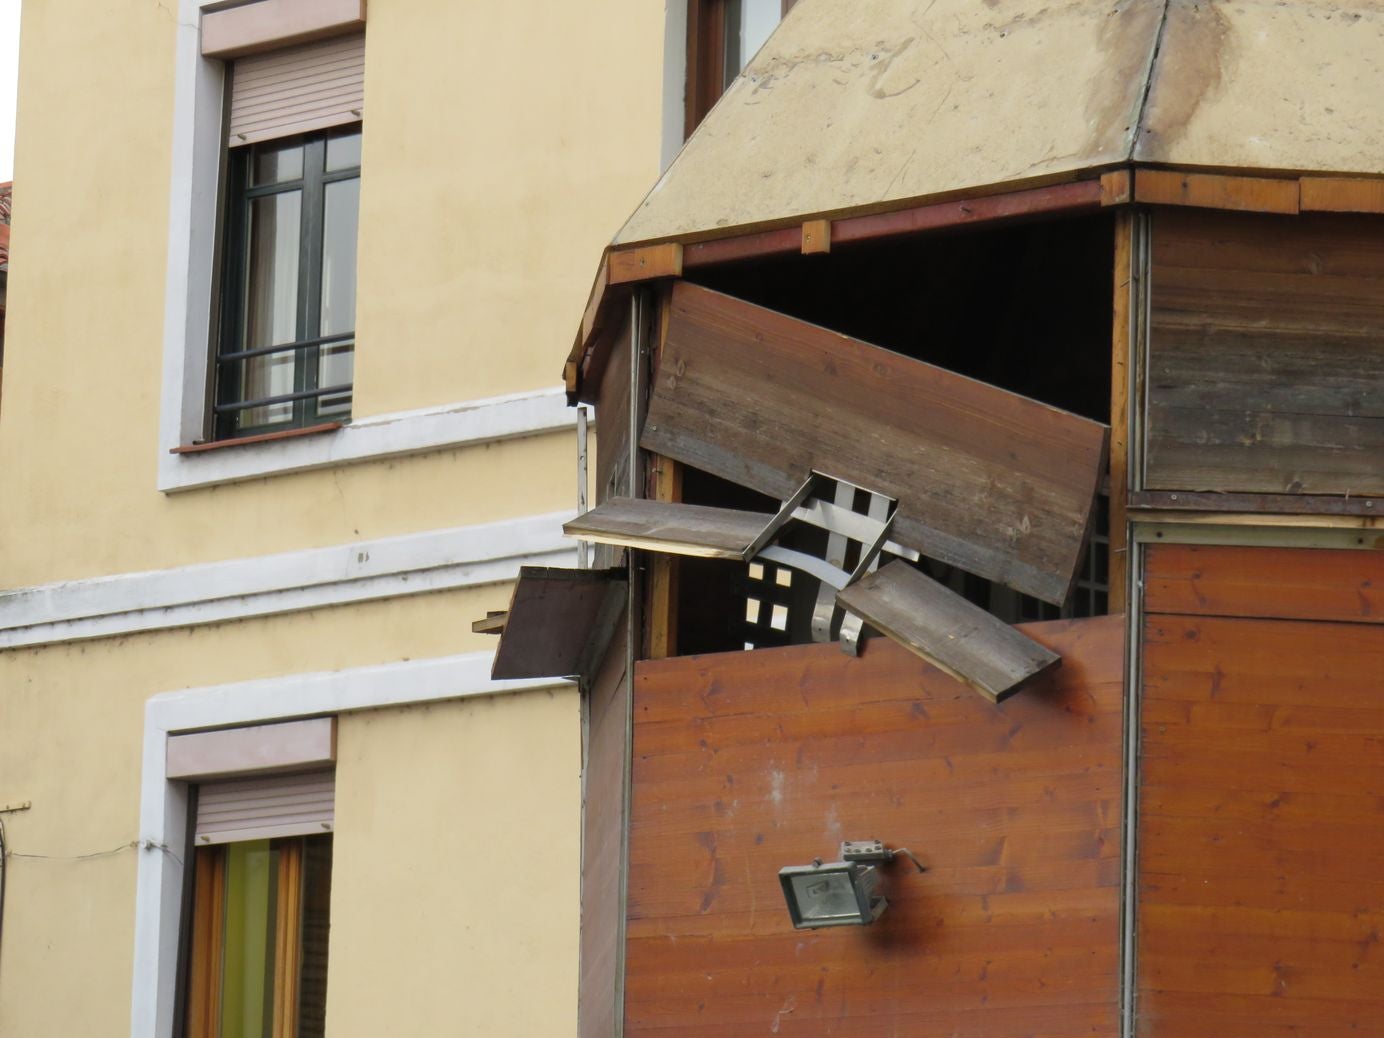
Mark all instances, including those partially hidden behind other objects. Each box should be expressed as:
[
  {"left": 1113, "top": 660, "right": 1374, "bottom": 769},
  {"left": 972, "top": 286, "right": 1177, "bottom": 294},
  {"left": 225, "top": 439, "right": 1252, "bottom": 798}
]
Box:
[{"left": 213, "top": 127, "right": 360, "bottom": 440}]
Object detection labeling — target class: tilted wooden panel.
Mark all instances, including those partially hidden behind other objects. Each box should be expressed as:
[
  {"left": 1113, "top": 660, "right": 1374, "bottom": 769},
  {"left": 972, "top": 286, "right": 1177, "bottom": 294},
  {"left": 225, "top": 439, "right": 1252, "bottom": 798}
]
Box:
[
  {"left": 626, "top": 616, "right": 1123, "bottom": 1036},
  {"left": 837, "top": 561, "right": 1060, "bottom": 702},
  {"left": 1138, "top": 556, "right": 1384, "bottom": 1036},
  {"left": 491, "top": 567, "right": 625, "bottom": 681},
  {"left": 642, "top": 282, "right": 1109, "bottom": 604},
  {"left": 1145, "top": 209, "right": 1384, "bottom": 497},
  {"left": 565, "top": 498, "right": 771, "bottom": 560},
  {"left": 1144, "top": 543, "right": 1384, "bottom": 624}
]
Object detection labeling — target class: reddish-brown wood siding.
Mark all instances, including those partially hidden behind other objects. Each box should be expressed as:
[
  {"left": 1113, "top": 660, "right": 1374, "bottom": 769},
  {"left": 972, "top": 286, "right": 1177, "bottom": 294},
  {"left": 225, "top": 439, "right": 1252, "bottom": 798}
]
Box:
[
  {"left": 1139, "top": 544, "right": 1384, "bottom": 1035},
  {"left": 627, "top": 617, "right": 1124, "bottom": 1035}
]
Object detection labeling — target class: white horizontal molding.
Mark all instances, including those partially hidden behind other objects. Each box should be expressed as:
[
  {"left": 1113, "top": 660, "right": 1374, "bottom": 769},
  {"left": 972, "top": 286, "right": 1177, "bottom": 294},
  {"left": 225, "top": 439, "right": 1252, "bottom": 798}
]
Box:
[
  {"left": 158, "top": 386, "right": 577, "bottom": 493},
  {"left": 0, "top": 511, "right": 576, "bottom": 650},
  {"left": 135, "top": 650, "right": 573, "bottom": 1038}
]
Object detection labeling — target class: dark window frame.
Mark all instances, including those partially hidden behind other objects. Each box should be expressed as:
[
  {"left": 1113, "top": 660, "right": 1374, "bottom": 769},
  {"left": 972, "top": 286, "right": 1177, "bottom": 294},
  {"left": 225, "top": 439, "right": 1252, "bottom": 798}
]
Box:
[
  {"left": 211, "top": 126, "right": 360, "bottom": 441},
  {"left": 684, "top": 0, "right": 795, "bottom": 139}
]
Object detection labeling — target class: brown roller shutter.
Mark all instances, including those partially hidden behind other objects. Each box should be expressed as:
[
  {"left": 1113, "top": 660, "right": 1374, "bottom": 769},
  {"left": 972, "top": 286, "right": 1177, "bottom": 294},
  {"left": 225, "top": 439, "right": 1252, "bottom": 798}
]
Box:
[
  {"left": 227, "top": 34, "right": 364, "bottom": 147},
  {"left": 194, "top": 770, "right": 335, "bottom": 845}
]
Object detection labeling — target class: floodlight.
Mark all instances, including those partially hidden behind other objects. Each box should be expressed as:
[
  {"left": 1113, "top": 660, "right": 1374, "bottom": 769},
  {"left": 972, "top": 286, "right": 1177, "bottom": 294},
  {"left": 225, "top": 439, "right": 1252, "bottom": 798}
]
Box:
[{"left": 778, "top": 840, "right": 925, "bottom": 930}]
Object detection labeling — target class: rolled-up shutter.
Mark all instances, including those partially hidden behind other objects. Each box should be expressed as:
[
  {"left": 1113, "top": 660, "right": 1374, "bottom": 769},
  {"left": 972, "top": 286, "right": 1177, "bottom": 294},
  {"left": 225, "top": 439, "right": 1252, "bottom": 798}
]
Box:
[
  {"left": 194, "top": 770, "right": 335, "bottom": 845},
  {"left": 227, "top": 34, "right": 364, "bottom": 147}
]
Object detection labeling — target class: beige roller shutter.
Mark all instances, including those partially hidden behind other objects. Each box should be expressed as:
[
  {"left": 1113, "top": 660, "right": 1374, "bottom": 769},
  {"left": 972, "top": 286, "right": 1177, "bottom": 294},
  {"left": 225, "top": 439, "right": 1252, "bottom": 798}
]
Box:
[
  {"left": 194, "top": 770, "right": 335, "bottom": 845},
  {"left": 227, "top": 33, "right": 364, "bottom": 147}
]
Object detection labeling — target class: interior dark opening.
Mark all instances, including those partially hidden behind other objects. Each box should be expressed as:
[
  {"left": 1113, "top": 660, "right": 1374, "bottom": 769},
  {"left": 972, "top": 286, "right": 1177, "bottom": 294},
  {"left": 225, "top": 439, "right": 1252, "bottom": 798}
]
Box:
[{"left": 669, "top": 212, "right": 1115, "bottom": 657}]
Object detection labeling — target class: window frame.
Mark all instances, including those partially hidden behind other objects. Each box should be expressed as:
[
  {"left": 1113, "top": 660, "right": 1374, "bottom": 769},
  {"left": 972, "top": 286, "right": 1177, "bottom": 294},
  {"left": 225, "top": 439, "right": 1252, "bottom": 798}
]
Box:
[{"left": 212, "top": 128, "right": 361, "bottom": 440}]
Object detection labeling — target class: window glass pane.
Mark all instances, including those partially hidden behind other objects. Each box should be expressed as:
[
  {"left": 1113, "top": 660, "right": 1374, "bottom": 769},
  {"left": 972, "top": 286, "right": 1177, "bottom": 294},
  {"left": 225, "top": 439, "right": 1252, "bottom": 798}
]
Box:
[
  {"left": 252, "top": 141, "right": 304, "bottom": 186},
  {"left": 723, "top": 0, "right": 780, "bottom": 89},
  {"left": 325, "top": 129, "right": 362, "bottom": 172},
  {"left": 237, "top": 190, "right": 301, "bottom": 429},
  {"left": 220, "top": 840, "right": 279, "bottom": 1038},
  {"left": 319, "top": 178, "right": 358, "bottom": 337},
  {"left": 244, "top": 192, "right": 301, "bottom": 348}
]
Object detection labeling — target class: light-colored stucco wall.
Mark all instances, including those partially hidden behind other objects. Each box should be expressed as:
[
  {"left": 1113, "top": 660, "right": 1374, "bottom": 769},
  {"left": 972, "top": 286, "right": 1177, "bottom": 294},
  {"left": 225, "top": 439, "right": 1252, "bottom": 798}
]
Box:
[
  {"left": 0, "top": 0, "right": 664, "bottom": 1033},
  {"left": 0, "top": 0, "right": 663, "bottom": 586},
  {"left": 0, "top": 587, "right": 580, "bottom": 1035}
]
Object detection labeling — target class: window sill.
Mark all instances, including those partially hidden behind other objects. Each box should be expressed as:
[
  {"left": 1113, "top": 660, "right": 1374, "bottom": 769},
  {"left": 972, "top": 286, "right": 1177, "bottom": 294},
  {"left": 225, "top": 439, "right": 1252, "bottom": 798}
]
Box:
[
  {"left": 157, "top": 385, "right": 576, "bottom": 493},
  {"left": 170, "top": 422, "right": 344, "bottom": 454}
]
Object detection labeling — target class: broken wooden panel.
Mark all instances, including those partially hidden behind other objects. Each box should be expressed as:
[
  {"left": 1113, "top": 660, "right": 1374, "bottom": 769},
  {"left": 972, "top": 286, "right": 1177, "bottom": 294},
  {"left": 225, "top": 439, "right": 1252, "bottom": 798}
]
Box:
[
  {"left": 642, "top": 282, "right": 1109, "bottom": 604},
  {"left": 1146, "top": 209, "right": 1384, "bottom": 496},
  {"left": 564, "top": 497, "right": 773, "bottom": 560},
  {"left": 490, "top": 567, "right": 626, "bottom": 681},
  {"left": 627, "top": 617, "right": 1124, "bottom": 1037},
  {"left": 837, "top": 561, "right": 1061, "bottom": 702}
]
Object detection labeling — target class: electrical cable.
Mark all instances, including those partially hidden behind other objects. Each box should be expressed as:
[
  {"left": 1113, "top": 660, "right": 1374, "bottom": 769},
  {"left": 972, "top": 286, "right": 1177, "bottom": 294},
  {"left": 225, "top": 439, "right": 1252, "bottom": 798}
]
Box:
[
  {"left": 890, "top": 847, "right": 928, "bottom": 873},
  {"left": 0, "top": 816, "right": 7, "bottom": 979}
]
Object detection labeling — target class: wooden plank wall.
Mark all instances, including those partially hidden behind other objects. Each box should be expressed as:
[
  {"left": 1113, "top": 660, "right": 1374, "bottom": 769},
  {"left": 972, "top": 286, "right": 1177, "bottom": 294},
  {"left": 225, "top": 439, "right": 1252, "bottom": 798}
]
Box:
[
  {"left": 1139, "top": 544, "right": 1384, "bottom": 1035},
  {"left": 1145, "top": 209, "right": 1384, "bottom": 496},
  {"left": 626, "top": 618, "right": 1124, "bottom": 1036}
]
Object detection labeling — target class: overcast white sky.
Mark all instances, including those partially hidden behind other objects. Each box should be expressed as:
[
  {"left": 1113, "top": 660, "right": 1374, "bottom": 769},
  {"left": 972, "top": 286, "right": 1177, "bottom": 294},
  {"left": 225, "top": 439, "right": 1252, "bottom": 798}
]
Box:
[{"left": 0, "top": 0, "right": 19, "bottom": 183}]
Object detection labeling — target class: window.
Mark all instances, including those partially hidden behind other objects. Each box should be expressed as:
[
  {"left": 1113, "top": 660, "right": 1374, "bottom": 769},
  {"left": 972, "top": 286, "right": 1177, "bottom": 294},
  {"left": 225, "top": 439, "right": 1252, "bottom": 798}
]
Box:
[
  {"left": 168, "top": 719, "right": 336, "bottom": 1037},
  {"left": 184, "top": 833, "right": 333, "bottom": 1038},
  {"left": 213, "top": 128, "right": 361, "bottom": 439},
  {"left": 685, "top": 0, "right": 792, "bottom": 137}
]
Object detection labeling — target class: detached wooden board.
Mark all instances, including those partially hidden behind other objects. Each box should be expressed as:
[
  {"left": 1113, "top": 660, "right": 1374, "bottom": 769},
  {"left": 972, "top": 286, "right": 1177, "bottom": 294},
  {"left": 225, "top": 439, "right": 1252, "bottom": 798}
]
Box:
[
  {"left": 642, "top": 282, "right": 1108, "bottom": 603},
  {"left": 1146, "top": 209, "right": 1384, "bottom": 496},
  {"left": 838, "top": 561, "right": 1060, "bottom": 702},
  {"left": 564, "top": 497, "right": 772, "bottom": 560},
  {"left": 491, "top": 567, "right": 625, "bottom": 680}
]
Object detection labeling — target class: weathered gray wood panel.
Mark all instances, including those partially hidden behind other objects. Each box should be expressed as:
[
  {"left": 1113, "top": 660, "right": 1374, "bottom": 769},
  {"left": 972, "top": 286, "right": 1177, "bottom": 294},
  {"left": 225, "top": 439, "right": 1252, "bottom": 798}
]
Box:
[
  {"left": 491, "top": 567, "right": 626, "bottom": 681},
  {"left": 642, "top": 282, "right": 1109, "bottom": 604},
  {"left": 565, "top": 497, "right": 772, "bottom": 560},
  {"left": 838, "top": 561, "right": 1061, "bottom": 702},
  {"left": 1146, "top": 209, "right": 1384, "bottom": 496}
]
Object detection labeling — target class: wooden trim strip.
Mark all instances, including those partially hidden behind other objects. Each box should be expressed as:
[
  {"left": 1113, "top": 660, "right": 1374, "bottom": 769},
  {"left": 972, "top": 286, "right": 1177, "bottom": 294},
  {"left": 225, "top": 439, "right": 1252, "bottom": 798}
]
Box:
[
  {"left": 800, "top": 219, "right": 831, "bottom": 255},
  {"left": 1130, "top": 490, "right": 1384, "bottom": 517},
  {"left": 1100, "top": 169, "right": 1133, "bottom": 206},
  {"left": 607, "top": 243, "right": 684, "bottom": 285},
  {"left": 682, "top": 226, "right": 802, "bottom": 268},
  {"left": 1107, "top": 211, "right": 1133, "bottom": 614},
  {"left": 1299, "top": 177, "right": 1384, "bottom": 214},
  {"left": 171, "top": 422, "right": 341, "bottom": 454},
  {"left": 272, "top": 840, "right": 304, "bottom": 1038},
  {"left": 1133, "top": 169, "right": 1299, "bottom": 214},
  {"left": 831, "top": 180, "right": 1104, "bottom": 246}
]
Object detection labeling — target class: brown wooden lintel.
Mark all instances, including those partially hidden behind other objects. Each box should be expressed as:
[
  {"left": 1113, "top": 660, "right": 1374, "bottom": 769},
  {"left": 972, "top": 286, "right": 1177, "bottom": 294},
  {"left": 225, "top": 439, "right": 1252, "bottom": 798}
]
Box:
[
  {"left": 1130, "top": 490, "right": 1384, "bottom": 517},
  {"left": 1133, "top": 169, "right": 1300, "bottom": 215}
]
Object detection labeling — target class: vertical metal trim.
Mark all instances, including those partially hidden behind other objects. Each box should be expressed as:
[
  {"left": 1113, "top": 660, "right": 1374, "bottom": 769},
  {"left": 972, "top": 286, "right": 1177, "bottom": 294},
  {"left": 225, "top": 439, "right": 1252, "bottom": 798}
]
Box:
[{"left": 1119, "top": 538, "right": 1146, "bottom": 1038}]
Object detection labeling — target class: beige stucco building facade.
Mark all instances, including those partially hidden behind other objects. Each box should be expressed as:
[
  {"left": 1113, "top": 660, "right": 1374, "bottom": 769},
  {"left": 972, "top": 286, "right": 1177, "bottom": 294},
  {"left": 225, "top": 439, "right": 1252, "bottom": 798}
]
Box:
[{"left": 0, "top": 1, "right": 677, "bottom": 1033}]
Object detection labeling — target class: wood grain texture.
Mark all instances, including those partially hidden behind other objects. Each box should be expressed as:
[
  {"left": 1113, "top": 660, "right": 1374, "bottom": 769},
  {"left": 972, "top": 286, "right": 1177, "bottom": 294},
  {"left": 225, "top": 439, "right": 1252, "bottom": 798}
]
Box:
[
  {"left": 642, "top": 282, "right": 1109, "bottom": 603},
  {"left": 609, "top": 244, "right": 685, "bottom": 286},
  {"left": 1144, "top": 543, "right": 1384, "bottom": 624},
  {"left": 1134, "top": 170, "right": 1299, "bottom": 215},
  {"left": 1108, "top": 210, "right": 1133, "bottom": 613},
  {"left": 1138, "top": 585, "right": 1384, "bottom": 1036},
  {"left": 580, "top": 616, "right": 630, "bottom": 1038},
  {"left": 565, "top": 498, "right": 771, "bottom": 560},
  {"left": 491, "top": 567, "right": 626, "bottom": 680},
  {"left": 837, "top": 561, "right": 1060, "bottom": 702},
  {"left": 1145, "top": 209, "right": 1384, "bottom": 497},
  {"left": 1300, "top": 177, "right": 1384, "bottom": 215},
  {"left": 626, "top": 616, "right": 1124, "bottom": 1036}
]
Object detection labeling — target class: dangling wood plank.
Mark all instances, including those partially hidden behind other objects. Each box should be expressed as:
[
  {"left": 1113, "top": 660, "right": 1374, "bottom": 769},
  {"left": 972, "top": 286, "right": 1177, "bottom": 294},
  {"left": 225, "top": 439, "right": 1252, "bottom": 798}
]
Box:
[
  {"left": 563, "top": 498, "right": 774, "bottom": 561},
  {"left": 837, "top": 561, "right": 1061, "bottom": 702},
  {"left": 642, "top": 282, "right": 1108, "bottom": 604},
  {"left": 490, "top": 567, "right": 626, "bottom": 681}
]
